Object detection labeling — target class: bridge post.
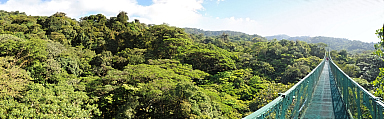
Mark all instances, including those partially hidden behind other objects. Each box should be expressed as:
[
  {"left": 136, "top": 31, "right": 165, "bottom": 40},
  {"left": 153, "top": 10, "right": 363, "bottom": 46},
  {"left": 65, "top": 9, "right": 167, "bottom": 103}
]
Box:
[
  {"left": 377, "top": 100, "right": 383, "bottom": 119},
  {"left": 357, "top": 88, "right": 362, "bottom": 119},
  {"left": 275, "top": 101, "right": 282, "bottom": 119},
  {"left": 373, "top": 98, "right": 377, "bottom": 119},
  {"left": 344, "top": 76, "right": 348, "bottom": 112},
  {"left": 292, "top": 85, "right": 303, "bottom": 118},
  {"left": 280, "top": 94, "right": 289, "bottom": 119},
  {"left": 372, "top": 97, "right": 383, "bottom": 119}
]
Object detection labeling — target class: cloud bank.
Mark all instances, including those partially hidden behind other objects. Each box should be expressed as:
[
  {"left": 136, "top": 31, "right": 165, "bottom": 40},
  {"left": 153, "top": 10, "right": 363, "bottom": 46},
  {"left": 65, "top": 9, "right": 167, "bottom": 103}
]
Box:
[
  {"left": 2, "top": 0, "right": 382, "bottom": 42},
  {"left": 0, "top": 0, "right": 258, "bottom": 34}
]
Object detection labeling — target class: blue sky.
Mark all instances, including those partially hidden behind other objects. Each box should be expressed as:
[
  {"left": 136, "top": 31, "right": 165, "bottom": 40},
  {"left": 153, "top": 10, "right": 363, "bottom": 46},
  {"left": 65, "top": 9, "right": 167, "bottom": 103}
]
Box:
[{"left": 0, "top": 0, "right": 383, "bottom": 43}]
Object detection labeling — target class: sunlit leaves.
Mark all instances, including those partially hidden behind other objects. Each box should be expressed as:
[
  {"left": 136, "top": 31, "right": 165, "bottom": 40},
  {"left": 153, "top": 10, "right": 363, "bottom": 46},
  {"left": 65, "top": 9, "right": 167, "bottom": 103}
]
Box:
[
  {"left": 182, "top": 46, "right": 237, "bottom": 74},
  {"left": 112, "top": 48, "right": 146, "bottom": 70},
  {"left": 373, "top": 24, "right": 384, "bottom": 99},
  {"left": 0, "top": 56, "right": 31, "bottom": 99}
]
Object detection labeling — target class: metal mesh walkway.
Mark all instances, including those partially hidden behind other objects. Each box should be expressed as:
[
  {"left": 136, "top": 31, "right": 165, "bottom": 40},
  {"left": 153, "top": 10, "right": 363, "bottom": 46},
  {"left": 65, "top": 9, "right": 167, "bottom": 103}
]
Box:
[{"left": 302, "top": 61, "right": 349, "bottom": 119}]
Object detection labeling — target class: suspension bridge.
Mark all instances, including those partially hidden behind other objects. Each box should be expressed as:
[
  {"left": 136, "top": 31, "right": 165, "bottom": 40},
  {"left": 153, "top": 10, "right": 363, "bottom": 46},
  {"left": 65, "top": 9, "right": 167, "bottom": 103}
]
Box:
[{"left": 244, "top": 53, "right": 384, "bottom": 119}]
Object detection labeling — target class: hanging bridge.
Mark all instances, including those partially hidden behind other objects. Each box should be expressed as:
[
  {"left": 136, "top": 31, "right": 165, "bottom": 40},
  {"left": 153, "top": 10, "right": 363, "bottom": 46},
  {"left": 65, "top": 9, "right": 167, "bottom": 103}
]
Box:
[{"left": 244, "top": 53, "right": 384, "bottom": 119}]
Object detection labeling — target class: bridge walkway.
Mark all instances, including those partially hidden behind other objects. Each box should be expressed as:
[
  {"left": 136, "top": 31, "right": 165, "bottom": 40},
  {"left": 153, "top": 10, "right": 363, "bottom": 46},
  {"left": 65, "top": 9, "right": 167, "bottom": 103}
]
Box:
[{"left": 302, "top": 61, "right": 349, "bottom": 119}]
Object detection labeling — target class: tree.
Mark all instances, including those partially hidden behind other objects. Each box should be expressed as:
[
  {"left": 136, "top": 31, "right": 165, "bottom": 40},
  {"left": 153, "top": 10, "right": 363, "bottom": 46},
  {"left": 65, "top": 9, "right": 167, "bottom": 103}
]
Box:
[
  {"left": 0, "top": 82, "right": 100, "bottom": 118},
  {"left": 92, "top": 61, "right": 210, "bottom": 118},
  {"left": 373, "top": 24, "right": 384, "bottom": 98},
  {"left": 39, "top": 12, "right": 78, "bottom": 45},
  {"left": 117, "top": 11, "right": 129, "bottom": 24},
  {"left": 309, "top": 43, "right": 327, "bottom": 58},
  {"left": 162, "top": 38, "right": 192, "bottom": 59},
  {"left": 375, "top": 24, "right": 384, "bottom": 56},
  {"left": 0, "top": 37, "right": 48, "bottom": 83},
  {"left": 146, "top": 24, "right": 190, "bottom": 59},
  {"left": 281, "top": 62, "right": 310, "bottom": 83},
  {"left": 0, "top": 56, "right": 31, "bottom": 99},
  {"left": 112, "top": 48, "right": 146, "bottom": 70},
  {"left": 182, "top": 46, "right": 237, "bottom": 74}
]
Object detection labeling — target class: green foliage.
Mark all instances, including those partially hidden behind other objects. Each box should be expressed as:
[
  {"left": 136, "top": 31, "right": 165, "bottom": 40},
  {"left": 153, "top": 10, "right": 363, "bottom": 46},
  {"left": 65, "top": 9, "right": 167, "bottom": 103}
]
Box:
[
  {"left": 0, "top": 38, "right": 48, "bottom": 83},
  {"left": 117, "top": 11, "right": 129, "bottom": 24},
  {"left": 248, "top": 82, "right": 293, "bottom": 111},
  {"left": 0, "top": 34, "right": 24, "bottom": 42},
  {"left": 281, "top": 61, "right": 310, "bottom": 83},
  {"left": 331, "top": 50, "right": 380, "bottom": 81},
  {"left": 146, "top": 24, "right": 191, "bottom": 59},
  {"left": 182, "top": 44, "right": 237, "bottom": 74},
  {"left": 339, "top": 64, "right": 360, "bottom": 78},
  {"left": 91, "top": 61, "right": 219, "bottom": 118},
  {"left": 0, "top": 82, "right": 100, "bottom": 118},
  {"left": 353, "top": 78, "right": 371, "bottom": 90},
  {"left": 373, "top": 68, "right": 384, "bottom": 98},
  {"left": 0, "top": 38, "right": 47, "bottom": 66},
  {"left": 0, "top": 56, "right": 31, "bottom": 99},
  {"left": 0, "top": 10, "right": 344, "bottom": 118},
  {"left": 112, "top": 48, "right": 146, "bottom": 69},
  {"left": 90, "top": 51, "right": 114, "bottom": 76},
  {"left": 373, "top": 25, "right": 384, "bottom": 99},
  {"left": 374, "top": 25, "right": 384, "bottom": 57}
]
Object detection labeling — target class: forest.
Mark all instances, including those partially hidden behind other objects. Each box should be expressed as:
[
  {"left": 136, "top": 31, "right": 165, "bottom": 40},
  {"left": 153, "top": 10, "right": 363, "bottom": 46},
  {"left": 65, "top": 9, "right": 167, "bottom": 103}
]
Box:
[{"left": 0, "top": 10, "right": 383, "bottom": 118}]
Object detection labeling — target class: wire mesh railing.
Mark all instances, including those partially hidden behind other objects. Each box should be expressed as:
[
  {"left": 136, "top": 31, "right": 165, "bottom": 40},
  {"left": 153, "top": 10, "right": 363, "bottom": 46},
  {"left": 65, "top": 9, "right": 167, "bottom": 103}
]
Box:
[
  {"left": 243, "top": 57, "right": 326, "bottom": 119},
  {"left": 329, "top": 57, "right": 384, "bottom": 119}
]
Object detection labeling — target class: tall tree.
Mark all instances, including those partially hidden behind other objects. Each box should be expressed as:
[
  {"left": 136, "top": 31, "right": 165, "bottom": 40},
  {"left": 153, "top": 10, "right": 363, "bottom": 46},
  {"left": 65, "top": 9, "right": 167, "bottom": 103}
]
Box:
[
  {"left": 117, "top": 11, "right": 129, "bottom": 24},
  {"left": 373, "top": 24, "right": 384, "bottom": 98}
]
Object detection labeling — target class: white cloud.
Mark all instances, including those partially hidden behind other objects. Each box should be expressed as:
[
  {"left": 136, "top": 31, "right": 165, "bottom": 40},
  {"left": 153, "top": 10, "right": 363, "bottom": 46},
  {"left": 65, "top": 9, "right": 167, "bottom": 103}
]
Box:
[
  {"left": 0, "top": 0, "right": 140, "bottom": 18},
  {"left": 216, "top": 0, "right": 224, "bottom": 4},
  {"left": 0, "top": 0, "right": 383, "bottom": 43},
  {"left": 0, "top": 0, "right": 204, "bottom": 26},
  {"left": 191, "top": 16, "right": 259, "bottom": 35},
  {"left": 0, "top": 0, "right": 259, "bottom": 35},
  {"left": 249, "top": 0, "right": 384, "bottom": 42},
  {"left": 133, "top": 0, "right": 204, "bottom": 26}
]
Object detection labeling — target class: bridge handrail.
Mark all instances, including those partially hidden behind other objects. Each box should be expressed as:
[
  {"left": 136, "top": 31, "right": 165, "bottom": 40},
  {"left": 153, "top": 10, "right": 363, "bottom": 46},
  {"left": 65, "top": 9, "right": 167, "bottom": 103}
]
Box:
[
  {"left": 244, "top": 55, "right": 326, "bottom": 119},
  {"left": 329, "top": 54, "right": 384, "bottom": 118}
]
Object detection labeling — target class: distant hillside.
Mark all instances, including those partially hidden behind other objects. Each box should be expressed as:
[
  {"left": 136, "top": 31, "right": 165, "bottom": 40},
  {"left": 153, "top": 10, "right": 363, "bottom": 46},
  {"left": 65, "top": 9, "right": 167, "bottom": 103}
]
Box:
[
  {"left": 183, "top": 28, "right": 264, "bottom": 38},
  {"left": 266, "top": 35, "right": 376, "bottom": 54},
  {"left": 264, "top": 34, "right": 291, "bottom": 41},
  {"left": 184, "top": 28, "right": 375, "bottom": 54}
]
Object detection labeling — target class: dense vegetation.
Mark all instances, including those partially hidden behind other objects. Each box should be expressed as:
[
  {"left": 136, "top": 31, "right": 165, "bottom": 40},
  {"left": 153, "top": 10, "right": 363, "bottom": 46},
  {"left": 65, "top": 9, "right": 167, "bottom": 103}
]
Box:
[
  {"left": 372, "top": 25, "right": 384, "bottom": 99},
  {"left": 328, "top": 50, "right": 382, "bottom": 90},
  {"left": 328, "top": 24, "right": 384, "bottom": 101},
  {"left": 3, "top": 10, "right": 373, "bottom": 118}
]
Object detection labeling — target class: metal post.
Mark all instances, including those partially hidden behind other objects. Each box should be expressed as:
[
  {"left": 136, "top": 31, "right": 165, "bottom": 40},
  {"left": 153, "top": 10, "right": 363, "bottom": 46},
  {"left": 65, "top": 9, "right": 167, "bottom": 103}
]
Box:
[
  {"left": 357, "top": 88, "right": 361, "bottom": 119},
  {"left": 377, "top": 102, "right": 383, "bottom": 119},
  {"left": 373, "top": 98, "right": 377, "bottom": 119},
  {"left": 344, "top": 74, "right": 348, "bottom": 110}
]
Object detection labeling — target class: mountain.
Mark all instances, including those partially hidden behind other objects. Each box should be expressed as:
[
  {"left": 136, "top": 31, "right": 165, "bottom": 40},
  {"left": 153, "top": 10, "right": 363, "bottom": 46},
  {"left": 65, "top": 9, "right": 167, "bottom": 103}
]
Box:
[
  {"left": 183, "top": 27, "right": 263, "bottom": 37},
  {"left": 267, "top": 35, "right": 376, "bottom": 54},
  {"left": 184, "top": 28, "right": 375, "bottom": 54},
  {"left": 264, "top": 34, "right": 291, "bottom": 41}
]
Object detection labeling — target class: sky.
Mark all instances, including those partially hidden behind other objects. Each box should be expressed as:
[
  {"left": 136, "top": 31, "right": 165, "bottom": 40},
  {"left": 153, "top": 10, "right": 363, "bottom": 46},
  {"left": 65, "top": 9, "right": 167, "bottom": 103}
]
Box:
[{"left": 0, "top": 0, "right": 383, "bottom": 43}]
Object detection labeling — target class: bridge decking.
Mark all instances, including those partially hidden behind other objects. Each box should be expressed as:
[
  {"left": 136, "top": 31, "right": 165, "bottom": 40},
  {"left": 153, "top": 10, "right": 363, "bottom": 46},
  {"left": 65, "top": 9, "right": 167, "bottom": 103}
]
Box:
[{"left": 302, "top": 61, "right": 349, "bottom": 119}]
